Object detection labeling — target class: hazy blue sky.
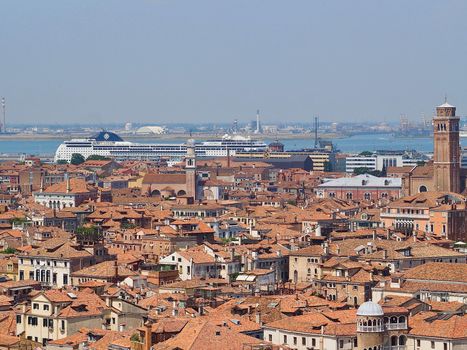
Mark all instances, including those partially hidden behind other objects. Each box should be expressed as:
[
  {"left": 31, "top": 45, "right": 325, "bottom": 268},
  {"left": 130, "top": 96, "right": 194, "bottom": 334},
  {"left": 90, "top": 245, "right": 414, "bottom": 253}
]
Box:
[{"left": 1, "top": 0, "right": 467, "bottom": 125}]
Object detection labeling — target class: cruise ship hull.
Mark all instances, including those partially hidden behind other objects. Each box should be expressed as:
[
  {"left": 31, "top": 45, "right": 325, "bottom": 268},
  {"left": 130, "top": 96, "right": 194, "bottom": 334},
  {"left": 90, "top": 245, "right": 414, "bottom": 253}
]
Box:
[{"left": 54, "top": 132, "right": 267, "bottom": 163}]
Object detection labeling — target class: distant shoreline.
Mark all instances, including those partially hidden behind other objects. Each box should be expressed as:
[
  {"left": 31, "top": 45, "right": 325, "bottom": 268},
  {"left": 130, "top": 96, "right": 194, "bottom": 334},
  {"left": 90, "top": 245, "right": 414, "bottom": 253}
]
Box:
[{"left": 0, "top": 132, "right": 345, "bottom": 141}]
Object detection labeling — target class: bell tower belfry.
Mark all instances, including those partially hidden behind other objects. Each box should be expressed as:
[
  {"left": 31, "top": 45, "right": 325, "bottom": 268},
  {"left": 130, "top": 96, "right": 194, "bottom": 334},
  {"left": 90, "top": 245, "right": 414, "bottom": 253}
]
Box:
[{"left": 433, "top": 99, "right": 460, "bottom": 193}]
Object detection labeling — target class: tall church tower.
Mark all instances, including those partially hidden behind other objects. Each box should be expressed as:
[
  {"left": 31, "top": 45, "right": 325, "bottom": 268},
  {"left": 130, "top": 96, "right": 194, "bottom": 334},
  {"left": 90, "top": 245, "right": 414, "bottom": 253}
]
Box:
[
  {"left": 433, "top": 99, "right": 460, "bottom": 193},
  {"left": 185, "top": 138, "right": 197, "bottom": 199}
]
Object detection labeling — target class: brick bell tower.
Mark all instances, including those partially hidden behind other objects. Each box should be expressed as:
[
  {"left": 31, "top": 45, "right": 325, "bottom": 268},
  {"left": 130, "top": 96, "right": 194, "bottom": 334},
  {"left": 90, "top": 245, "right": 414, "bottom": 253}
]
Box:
[
  {"left": 185, "top": 138, "right": 197, "bottom": 200},
  {"left": 433, "top": 99, "right": 461, "bottom": 193}
]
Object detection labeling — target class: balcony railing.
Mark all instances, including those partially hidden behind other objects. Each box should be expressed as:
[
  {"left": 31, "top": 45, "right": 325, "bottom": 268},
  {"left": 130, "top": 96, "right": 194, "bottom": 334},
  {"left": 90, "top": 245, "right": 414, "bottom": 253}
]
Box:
[
  {"left": 385, "top": 322, "right": 407, "bottom": 330},
  {"left": 384, "top": 346, "right": 406, "bottom": 350},
  {"left": 357, "top": 325, "right": 384, "bottom": 332},
  {"left": 381, "top": 212, "right": 428, "bottom": 219}
]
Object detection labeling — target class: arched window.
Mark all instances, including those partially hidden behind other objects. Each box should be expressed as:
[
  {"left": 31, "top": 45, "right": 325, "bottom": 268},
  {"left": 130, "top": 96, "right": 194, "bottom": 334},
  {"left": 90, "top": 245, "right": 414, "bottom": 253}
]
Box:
[
  {"left": 346, "top": 192, "right": 353, "bottom": 200},
  {"left": 391, "top": 336, "right": 398, "bottom": 346},
  {"left": 364, "top": 192, "right": 371, "bottom": 200},
  {"left": 399, "top": 335, "right": 406, "bottom": 345},
  {"left": 419, "top": 185, "right": 427, "bottom": 193},
  {"left": 399, "top": 315, "right": 406, "bottom": 324}
]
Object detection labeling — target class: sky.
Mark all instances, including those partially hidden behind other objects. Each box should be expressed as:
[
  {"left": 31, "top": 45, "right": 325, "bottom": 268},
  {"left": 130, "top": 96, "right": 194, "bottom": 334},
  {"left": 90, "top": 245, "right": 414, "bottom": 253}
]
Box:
[{"left": 1, "top": 0, "right": 467, "bottom": 125}]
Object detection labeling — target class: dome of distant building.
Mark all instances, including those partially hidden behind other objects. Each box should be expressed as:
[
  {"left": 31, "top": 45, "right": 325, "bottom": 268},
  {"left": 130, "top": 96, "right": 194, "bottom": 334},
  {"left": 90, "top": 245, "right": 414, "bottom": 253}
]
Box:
[
  {"left": 136, "top": 126, "right": 166, "bottom": 135},
  {"left": 357, "top": 301, "right": 384, "bottom": 317},
  {"left": 92, "top": 131, "right": 124, "bottom": 142}
]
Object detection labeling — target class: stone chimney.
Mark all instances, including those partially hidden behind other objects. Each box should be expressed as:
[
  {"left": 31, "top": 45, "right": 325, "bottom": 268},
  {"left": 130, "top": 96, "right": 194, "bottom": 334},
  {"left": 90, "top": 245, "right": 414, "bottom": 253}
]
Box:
[
  {"left": 255, "top": 309, "right": 262, "bottom": 326},
  {"left": 144, "top": 320, "right": 153, "bottom": 350},
  {"left": 230, "top": 247, "right": 235, "bottom": 261},
  {"left": 322, "top": 242, "right": 329, "bottom": 256},
  {"left": 383, "top": 249, "right": 388, "bottom": 260},
  {"left": 66, "top": 176, "right": 71, "bottom": 193},
  {"left": 372, "top": 229, "right": 377, "bottom": 240},
  {"left": 114, "top": 260, "right": 119, "bottom": 282}
]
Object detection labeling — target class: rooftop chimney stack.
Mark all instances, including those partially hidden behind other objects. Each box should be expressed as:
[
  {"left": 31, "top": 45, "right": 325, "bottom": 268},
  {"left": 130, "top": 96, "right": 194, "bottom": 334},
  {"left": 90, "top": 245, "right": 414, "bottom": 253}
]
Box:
[
  {"left": 144, "top": 320, "right": 154, "bottom": 350},
  {"left": 255, "top": 308, "right": 262, "bottom": 326},
  {"left": 66, "top": 174, "right": 71, "bottom": 193}
]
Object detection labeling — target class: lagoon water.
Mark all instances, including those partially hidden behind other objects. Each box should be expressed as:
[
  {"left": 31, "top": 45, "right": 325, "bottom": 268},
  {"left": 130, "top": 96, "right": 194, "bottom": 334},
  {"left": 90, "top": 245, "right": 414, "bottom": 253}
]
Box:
[{"left": 0, "top": 133, "right": 453, "bottom": 156}]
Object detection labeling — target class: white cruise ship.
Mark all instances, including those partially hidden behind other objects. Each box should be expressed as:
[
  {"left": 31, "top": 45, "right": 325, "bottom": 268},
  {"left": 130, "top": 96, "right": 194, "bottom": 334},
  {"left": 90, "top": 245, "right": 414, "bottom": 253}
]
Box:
[{"left": 54, "top": 131, "right": 267, "bottom": 162}]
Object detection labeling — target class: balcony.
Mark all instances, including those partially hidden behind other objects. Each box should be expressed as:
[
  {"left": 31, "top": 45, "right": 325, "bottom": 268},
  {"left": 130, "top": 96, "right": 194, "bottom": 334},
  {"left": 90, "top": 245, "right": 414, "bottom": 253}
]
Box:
[
  {"left": 381, "top": 212, "right": 428, "bottom": 219},
  {"left": 384, "top": 346, "right": 406, "bottom": 350},
  {"left": 385, "top": 322, "right": 407, "bottom": 330},
  {"left": 357, "top": 325, "right": 384, "bottom": 332}
]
